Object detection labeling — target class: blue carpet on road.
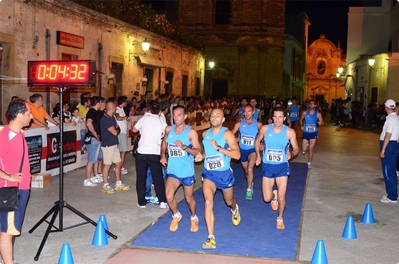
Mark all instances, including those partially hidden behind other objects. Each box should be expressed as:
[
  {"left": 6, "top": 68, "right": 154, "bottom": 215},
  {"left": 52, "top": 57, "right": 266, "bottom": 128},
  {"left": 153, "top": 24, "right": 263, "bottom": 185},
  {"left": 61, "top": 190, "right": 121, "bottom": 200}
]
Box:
[{"left": 131, "top": 162, "right": 308, "bottom": 260}]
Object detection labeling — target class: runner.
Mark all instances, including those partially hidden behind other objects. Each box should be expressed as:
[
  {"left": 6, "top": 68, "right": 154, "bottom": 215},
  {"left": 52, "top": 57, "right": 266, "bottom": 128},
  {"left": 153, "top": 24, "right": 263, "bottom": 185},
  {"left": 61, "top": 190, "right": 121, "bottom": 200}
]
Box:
[
  {"left": 195, "top": 108, "right": 241, "bottom": 249},
  {"left": 299, "top": 100, "right": 324, "bottom": 169},
  {"left": 286, "top": 98, "right": 301, "bottom": 130},
  {"left": 255, "top": 107, "right": 299, "bottom": 229},
  {"left": 231, "top": 104, "right": 262, "bottom": 200},
  {"left": 160, "top": 105, "right": 202, "bottom": 232}
]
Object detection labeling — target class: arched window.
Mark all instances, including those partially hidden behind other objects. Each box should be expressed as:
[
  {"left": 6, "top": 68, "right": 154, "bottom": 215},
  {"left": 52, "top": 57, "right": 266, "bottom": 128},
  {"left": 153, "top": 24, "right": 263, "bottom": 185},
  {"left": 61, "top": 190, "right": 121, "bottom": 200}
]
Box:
[{"left": 215, "top": 0, "right": 230, "bottom": 25}]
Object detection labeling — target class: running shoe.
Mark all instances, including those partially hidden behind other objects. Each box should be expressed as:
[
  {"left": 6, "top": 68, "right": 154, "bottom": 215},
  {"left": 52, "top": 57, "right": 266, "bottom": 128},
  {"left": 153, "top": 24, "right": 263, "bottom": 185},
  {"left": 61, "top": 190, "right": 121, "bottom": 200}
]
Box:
[
  {"left": 145, "top": 196, "right": 160, "bottom": 204},
  {"left": 246, "top": 189, "right": 252, "bottom": 200},
  {"left": 307, "top": 162, "right": 312, "bottom": 169},
  {"left": 121, "top": 167, "right": 128, "bottom": 175},
  {"left": 114, "top": 182, "right": 131, "bottom": 191},
  {"left": 190, "top": 216, "right": 199, "bottom": 232},
  {"left": 277, "top": 217, "right": 285, "bottom": 229},
  {"left": 231, "top": 204, "right": 241, "bottom": 226},
  {"left": 159, "top": 202, "right": 169, "bottom": 209},
  {"left": 271, "top": 190, "right": 279, "bottom": 211},
  {"left": 91, "top": 174, "right": 103, "bottom": 183},
  {"left": 83, "top": 179, "right": 97, "bottom": 187},
  {"left": 202, "top": 237, "right": 216, "bottom": 249},
  {"left": 380, "top": 196, "right": 397, "bottom": 203},
  {"left": 102, "top": 184, "right": 115, "bottom": 194},
  {"left": 169, "top": 212, "right": 182, "bottom": 232}
]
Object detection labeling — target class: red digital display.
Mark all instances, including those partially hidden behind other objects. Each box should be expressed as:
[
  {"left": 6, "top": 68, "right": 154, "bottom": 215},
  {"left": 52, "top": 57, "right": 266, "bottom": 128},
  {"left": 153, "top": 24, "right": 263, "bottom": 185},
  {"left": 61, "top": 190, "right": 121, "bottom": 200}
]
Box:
[{"left": 28, "top": 60, "right": 96, "bottom": 87}]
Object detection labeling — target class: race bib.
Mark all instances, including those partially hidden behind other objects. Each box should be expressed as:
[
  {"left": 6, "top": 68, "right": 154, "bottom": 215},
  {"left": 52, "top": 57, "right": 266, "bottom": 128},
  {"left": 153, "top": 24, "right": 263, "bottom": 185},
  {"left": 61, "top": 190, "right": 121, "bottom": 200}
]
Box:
[
  {"left": 168, "top": 144, "right": 186, "bottom": 157},
  {"left": 266, "top": 149, "right": 283, "bottom": 162},
  {"left": 290, "top": 113, "right": 298, "bottom": 117},
  {"left": 241, "top": 135, "right": 255, "bottom": 146},
  {"left": 306, "top": 124, "right": 316, "bottom": 131},
  {"left": 205, "top": 154, "right": 225, "bottom": 170}
]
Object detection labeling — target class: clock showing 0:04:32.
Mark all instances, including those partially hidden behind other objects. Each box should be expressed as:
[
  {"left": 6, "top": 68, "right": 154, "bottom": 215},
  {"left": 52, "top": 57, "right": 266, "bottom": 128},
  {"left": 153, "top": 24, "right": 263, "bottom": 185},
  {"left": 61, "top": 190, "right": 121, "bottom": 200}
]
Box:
[{"left": 27, "top": 60, "right": 96, "bottom": 87}]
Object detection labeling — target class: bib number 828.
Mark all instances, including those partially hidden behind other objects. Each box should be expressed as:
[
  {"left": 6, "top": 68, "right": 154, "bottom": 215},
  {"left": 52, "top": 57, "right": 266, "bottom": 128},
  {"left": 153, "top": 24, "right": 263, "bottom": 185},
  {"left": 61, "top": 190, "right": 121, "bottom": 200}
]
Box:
[{"left": 209, "top": 161, "right": 222, "bottom": 169}]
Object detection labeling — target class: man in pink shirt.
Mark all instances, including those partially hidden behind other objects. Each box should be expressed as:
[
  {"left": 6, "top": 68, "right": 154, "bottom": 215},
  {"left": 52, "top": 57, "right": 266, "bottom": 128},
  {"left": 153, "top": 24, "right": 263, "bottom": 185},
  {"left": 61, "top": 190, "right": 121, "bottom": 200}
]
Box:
[{"left": 0, "top": 99, "right": 32, "bottom": 264}]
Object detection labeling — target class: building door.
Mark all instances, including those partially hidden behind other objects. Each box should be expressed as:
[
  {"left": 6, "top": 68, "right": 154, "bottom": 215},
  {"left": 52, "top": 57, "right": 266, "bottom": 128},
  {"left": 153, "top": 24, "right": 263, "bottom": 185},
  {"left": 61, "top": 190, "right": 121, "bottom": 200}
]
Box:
[
  {"left": 166, "top": 72, "right": 173, "bottom": 94},
  {"left": 144, "top": 68, "right": 154, "bottom": 93},
  {"left": 315, "top": 94, "right": 324, "bottom": 105},
  {"left": 212, "top": 79, "right": 228, "bottom": 99},
  {"left": 182, "top": 75, "right": 188, "bottom": 97},
  {"left": 371, "top": 87, "right": 378, "bottom": 103}
]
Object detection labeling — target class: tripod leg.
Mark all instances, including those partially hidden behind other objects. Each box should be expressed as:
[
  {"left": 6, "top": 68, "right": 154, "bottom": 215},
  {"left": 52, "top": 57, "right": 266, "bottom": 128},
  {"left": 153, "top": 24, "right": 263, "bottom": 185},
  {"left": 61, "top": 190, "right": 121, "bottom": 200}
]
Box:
[
  {"left": 64, "top": 202, "right": 117, "bottom": 239},
  {"left": 34, "top": 204, "right": 60, "bottom": 261},
  {"left": 29, "top": 202, "right": 58, "bottom": 234}
]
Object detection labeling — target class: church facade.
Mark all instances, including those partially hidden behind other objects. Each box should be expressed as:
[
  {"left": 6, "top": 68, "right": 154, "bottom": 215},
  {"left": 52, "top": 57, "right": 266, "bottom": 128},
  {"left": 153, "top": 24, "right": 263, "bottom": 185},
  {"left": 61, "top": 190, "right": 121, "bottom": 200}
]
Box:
[{"left": 306, "top": 34, "right": 346, "bottom": 105}]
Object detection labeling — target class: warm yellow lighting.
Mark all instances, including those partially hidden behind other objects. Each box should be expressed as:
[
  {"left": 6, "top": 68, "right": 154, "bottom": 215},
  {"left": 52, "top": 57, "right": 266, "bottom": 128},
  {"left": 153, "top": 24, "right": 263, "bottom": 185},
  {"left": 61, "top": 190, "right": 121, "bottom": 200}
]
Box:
[
  {"left": 209, "top": 61, "right": 215, "bottom": 69},
  {"left": 336, "top": 72, "right": 340, "bottom": 78},
  {"left": 142, "top": 38, "right": 150, "bottom": 52},
  {"left": 368, "top": 58, "right": 375, "bottom": 67},
  {"left": 338, "top": 66, "right": 344, "bottom": 74}
]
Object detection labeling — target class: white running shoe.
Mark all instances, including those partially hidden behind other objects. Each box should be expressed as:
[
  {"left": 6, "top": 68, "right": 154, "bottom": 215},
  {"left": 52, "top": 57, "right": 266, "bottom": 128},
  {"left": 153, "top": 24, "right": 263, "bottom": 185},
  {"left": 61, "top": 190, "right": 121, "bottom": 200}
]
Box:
[
  {"left": 83, "top": 179, "right": 97, "bottom": 187},
  {"left": 159, "top": 202, "right": 169, "bottom": 209}
]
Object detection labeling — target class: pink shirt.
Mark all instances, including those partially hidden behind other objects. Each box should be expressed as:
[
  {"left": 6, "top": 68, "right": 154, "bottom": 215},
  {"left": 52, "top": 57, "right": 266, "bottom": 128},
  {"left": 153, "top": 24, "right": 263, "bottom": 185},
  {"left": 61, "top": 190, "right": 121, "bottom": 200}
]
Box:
[{"left": 0, "top": 126, "right": 31, "bottom": 190}]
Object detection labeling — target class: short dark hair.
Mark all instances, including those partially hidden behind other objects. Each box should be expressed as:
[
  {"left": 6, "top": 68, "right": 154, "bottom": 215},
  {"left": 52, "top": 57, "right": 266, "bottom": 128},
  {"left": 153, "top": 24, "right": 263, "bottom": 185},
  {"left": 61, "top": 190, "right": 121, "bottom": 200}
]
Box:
[
  {"left": 272, "top": 107, "right": 286, "bottom": 117},
  {"left": 11, "top": 96, "right": 19, "bottom": 101},
  {"left": 148, "top": 100, "right": 161, "bottom": 115},
  {"left": 90, "top": 96, "right": 101, "bottom": 106},
  {"left": 29, "top": 93, "right": 42, "bottom": 103},
  {"left": 118, "top": 96, "right": 128, "bottom": 105},
  {"left": 81, "top": 97, "right": 90, "bottom": 105},
  {"left": 7, "top": 99, "right": 28, "bottom": 121},
  {"left": 172, "top": 105, "right": 186, "bottom": 114}
]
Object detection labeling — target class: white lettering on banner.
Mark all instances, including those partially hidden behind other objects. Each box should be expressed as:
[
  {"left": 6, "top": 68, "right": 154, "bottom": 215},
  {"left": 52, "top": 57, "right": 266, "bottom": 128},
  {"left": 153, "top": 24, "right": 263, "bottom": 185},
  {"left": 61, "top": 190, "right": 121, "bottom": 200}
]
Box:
[{"left": 51, "top": 138, "right": 57, "bottom": 153}]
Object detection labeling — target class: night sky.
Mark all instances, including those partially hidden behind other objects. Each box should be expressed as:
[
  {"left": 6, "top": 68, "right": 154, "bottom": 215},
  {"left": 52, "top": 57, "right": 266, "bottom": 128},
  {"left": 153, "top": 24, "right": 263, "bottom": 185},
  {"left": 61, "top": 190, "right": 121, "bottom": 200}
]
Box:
[
  {"left": 142, "top": 0, "right": 382, "bottom": 54},
  {"left": 286, "top": 0, "right": 381, "bottom": 53}
]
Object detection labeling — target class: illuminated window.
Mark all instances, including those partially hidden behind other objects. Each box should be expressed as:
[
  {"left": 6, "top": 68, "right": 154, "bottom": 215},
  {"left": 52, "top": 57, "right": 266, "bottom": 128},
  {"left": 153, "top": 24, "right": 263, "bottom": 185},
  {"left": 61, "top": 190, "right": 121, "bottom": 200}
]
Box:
[{"left": 215, "top": 0, "right": 230, "bottom": 25}]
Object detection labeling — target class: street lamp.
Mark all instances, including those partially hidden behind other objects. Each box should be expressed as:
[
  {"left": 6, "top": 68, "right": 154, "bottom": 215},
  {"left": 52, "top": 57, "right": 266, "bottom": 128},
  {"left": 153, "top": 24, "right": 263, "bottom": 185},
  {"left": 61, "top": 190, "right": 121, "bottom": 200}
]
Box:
[
  {"left": 209, "top": 61, "right": 215, "bottom": 69},
  {"left": 338, "top": 66, "right": 344, "bottom": 74},
  {"left": 368, "top": 58, "right": 375, "bottom": 67},
  {"left": 129, "top": 38, "right": 151, "bottom": 61}
]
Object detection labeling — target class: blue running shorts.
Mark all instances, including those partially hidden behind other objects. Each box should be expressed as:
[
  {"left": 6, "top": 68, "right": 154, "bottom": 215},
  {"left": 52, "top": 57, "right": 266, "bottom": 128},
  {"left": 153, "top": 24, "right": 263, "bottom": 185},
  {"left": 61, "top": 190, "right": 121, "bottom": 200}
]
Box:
[
  {"left": 202, "top": 168, "right": 235, "bottom": 189},
  {"left": 262, "top": 162, "right": 291, "bottom": 178}
]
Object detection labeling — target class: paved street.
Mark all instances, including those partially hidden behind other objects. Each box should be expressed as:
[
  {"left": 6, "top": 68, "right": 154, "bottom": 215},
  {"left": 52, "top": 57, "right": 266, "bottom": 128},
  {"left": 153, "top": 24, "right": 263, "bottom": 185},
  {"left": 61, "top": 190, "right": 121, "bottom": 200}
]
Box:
[{"left": 15, "top": 122, "right": 399, "bottom": 264}]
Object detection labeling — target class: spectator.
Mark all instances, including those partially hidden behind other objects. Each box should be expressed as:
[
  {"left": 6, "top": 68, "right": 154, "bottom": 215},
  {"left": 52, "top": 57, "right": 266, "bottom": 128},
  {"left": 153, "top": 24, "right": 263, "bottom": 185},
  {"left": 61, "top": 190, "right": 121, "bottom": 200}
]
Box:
[
  {"left": 133, "top": 100, "right": 168, "bottom": 209},
  {"left": 100, "top": 101, "right": 131, "bottom": 194},
  {"left": 4, "top": 96, "right": 19, "bottom": 124},
  {"left": 77, "top": 97, "right": 90, "bottom": 119},
  {"left": 115, "top": 96, "right": 129, "bottom": 175},
  {"left": 83, "top": 96, "right": 103, "bottom": 187},
  {"left": 0, "top": 99, "right": 32, "bottom": 264},
  {"left": 29, "top": 93, "right": 59, "bottom": 129}
]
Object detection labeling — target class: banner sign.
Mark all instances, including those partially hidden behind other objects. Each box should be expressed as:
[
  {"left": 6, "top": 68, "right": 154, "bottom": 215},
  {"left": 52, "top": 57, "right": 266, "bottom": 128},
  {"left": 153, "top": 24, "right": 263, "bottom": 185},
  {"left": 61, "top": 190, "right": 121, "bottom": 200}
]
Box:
[
  {"left": 26, "top": 135, "right": 43, "bottom": 174},
  {"left": 46, "top": 131, "right": 77, "bottom": 171}
]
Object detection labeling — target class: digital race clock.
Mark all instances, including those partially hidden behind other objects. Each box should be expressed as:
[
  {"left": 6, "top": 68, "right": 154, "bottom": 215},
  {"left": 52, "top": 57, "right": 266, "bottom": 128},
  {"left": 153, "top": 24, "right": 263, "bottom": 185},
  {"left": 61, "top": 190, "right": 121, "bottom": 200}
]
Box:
[{"left": 28, "top": 60, "right": 96, "bottom": 87}]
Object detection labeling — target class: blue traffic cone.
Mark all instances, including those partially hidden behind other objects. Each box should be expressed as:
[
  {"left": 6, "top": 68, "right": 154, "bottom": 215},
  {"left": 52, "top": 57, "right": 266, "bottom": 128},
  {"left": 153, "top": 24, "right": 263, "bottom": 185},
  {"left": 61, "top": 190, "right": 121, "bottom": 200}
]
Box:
[
  {"left": 342, "top": 216, "right": 357, "bottom": 239},
  {"left": 99, "top": 214, "right": 110, "bottom": 238},
  {"left": 92, "top": 219, "right": 108, "bottom": 246},
  {"left": 361, "top": 203, "right": 375, "bottom": 224},
  {"left": 310, "top": 240, "right": 328, "bottom": 264},
  {"left": 58, "top": 243, "right": 74, "bottom": 264}
]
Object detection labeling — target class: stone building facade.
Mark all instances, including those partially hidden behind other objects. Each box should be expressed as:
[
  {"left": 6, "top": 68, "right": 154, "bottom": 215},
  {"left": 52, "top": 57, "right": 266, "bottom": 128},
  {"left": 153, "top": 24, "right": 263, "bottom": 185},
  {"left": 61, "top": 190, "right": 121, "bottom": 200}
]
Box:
[
  {"left": 306, "top": 34, "right": 346, "bottom": 104},
  {"left": 178, "top": 0, "right": 286, "bottom": 99},
  {"left": 0, "top": 0, "right": 204, "bottom": 124}
]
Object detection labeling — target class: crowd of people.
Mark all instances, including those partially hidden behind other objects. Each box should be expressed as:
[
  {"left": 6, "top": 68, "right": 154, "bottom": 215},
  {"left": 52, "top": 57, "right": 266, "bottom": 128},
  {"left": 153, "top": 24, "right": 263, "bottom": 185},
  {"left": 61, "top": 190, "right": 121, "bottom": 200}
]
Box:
[{"left": 0, "top": 90, "right": 340, "bottom": 261}]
